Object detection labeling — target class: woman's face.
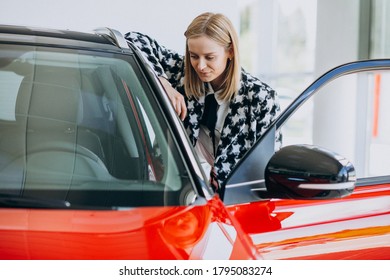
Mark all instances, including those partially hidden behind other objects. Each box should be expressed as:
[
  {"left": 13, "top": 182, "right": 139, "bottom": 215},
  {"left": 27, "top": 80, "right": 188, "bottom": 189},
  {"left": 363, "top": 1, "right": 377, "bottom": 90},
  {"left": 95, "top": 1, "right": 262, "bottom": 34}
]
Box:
[{"left": 187, "top": 35, "right": 232, "bottom": 90}]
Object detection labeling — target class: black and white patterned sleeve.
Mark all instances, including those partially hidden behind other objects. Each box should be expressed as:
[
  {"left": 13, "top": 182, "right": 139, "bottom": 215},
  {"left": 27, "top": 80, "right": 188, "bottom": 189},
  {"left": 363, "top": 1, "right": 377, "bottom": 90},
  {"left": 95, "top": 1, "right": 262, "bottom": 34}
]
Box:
[
  {"left": 250, "top": 78, "right": 282, "bottom": 149},
  {"left": 124, "top": 31, "right": 184, "bottom": 88}
]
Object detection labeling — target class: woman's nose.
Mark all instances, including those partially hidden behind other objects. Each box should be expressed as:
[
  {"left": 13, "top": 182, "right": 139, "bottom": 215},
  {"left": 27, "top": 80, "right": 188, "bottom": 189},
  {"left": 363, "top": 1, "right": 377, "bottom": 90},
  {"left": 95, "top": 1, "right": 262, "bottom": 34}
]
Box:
[{"left": 197, "top": 59, "right": 206, "bottom": 71}]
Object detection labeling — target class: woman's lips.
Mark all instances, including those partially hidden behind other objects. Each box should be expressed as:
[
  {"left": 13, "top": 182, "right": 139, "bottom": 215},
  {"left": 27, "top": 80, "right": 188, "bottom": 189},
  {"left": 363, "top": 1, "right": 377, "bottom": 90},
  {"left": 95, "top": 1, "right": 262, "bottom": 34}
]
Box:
[{"left": 198, "top": 72, "right": 211, "bottom": 79}]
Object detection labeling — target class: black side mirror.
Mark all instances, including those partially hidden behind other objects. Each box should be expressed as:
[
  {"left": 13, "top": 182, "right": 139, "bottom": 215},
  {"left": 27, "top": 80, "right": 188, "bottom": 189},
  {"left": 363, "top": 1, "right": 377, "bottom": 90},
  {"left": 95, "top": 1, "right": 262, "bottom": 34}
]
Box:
[{"left": 265, "top": 145, "right": 356, "bottom": 199}]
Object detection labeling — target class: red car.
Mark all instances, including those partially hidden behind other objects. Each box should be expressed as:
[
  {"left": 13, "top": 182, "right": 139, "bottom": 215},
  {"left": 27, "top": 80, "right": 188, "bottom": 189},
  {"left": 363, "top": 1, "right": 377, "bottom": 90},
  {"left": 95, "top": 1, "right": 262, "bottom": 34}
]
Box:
[{"left": 0, "top": 25, "right": 389, "bottom": 260}]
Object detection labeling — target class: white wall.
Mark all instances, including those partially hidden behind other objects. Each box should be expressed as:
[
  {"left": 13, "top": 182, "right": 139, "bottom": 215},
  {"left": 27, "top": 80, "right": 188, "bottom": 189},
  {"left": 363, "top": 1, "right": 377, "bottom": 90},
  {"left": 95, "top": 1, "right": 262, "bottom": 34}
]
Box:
[
  {"left": 314, "top": 0, "right": 361, "bottom": 74},
  {"left": 1, "top": 0, "right": 239, "bottom": 53},
  {"left": 313, "top": 0, "right": 363, "bottom": 171}
]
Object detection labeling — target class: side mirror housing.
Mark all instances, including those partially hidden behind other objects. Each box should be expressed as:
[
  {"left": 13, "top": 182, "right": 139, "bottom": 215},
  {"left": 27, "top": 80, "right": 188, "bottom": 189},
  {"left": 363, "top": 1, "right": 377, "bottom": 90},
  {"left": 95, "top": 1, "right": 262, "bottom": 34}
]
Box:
[{"left": 265, "top": 145, "right": 356, "bottom": 199}]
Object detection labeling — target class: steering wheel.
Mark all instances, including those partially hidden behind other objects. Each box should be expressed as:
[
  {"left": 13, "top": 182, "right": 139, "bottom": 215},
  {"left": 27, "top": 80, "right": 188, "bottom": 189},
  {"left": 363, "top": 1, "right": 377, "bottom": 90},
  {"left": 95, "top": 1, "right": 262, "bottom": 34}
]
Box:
[{"left": 8, "top": 141, "right": 108, "bottom": 178}]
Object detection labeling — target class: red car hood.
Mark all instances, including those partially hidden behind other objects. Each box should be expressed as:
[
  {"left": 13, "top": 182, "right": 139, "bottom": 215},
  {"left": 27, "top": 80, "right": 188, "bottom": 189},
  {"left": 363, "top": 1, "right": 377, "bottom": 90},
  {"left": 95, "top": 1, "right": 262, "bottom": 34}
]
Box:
[
  {"left": 1, "top": 185, "right": 388, "bottom": 260},
  {"left": 0, "top": 196, "right": 257, "bottom": 260}
]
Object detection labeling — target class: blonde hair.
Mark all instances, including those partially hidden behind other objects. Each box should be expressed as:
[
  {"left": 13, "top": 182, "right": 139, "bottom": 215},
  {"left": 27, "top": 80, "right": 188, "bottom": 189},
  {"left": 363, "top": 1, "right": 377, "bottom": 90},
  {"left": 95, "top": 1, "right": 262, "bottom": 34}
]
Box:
[{"left": 184, "top": 12, "right": 241, "bottom": 101}]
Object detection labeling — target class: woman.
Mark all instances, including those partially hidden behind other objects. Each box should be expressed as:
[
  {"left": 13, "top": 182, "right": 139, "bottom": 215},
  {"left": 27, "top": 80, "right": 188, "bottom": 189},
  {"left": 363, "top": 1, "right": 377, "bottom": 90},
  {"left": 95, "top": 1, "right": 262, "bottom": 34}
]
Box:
[{"left": 125, "top": 12, "right": 280, "bottom": 192}]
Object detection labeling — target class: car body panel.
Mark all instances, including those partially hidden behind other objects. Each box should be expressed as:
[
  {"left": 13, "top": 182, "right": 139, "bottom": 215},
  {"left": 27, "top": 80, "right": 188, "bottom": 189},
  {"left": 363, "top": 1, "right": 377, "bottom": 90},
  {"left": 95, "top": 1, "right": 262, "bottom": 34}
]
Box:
[
  {"left": 229, "top": 184, "right": 390, "bottom": 259},
  {"left": 0, "top": 195, "right": 257, "bottom": 260},
  {"left": 1, "top": 184, "right": 388, "bottom": 259}
]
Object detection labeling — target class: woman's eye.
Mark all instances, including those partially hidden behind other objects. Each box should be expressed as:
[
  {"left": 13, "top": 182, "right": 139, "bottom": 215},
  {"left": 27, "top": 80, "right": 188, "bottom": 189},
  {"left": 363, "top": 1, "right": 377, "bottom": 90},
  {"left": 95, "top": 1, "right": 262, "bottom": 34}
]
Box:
[{"left": 206, "top": 56, "right": 214, "bottom": 60}]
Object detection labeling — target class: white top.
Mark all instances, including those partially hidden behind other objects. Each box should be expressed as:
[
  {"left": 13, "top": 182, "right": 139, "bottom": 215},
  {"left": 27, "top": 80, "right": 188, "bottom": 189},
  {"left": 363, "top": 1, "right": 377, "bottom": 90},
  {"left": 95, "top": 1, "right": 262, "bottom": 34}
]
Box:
[{"left": 194, "top": 84, "right": 229, "bottom": 179}]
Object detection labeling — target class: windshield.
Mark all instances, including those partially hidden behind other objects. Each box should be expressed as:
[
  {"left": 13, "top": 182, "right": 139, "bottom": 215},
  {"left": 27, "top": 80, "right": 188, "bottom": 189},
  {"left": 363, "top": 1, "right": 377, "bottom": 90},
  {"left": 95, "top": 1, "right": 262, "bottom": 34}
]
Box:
[{"left": 0, "top": 44, "right": 194, "bottom": 209}]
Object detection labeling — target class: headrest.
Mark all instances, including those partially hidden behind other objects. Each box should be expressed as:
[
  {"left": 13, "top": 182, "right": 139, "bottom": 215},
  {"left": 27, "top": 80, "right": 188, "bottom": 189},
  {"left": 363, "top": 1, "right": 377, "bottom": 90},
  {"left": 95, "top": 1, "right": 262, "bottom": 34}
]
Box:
[{"left": 16, "top": 69, "right": 83, "bottom": 126}]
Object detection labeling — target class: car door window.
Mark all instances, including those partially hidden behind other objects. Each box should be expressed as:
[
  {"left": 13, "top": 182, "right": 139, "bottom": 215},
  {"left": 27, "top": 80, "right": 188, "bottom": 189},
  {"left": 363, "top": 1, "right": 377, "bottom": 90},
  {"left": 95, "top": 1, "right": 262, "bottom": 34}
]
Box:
[{"left": 280, "top": 69, "right": 390, "bottom": 179}]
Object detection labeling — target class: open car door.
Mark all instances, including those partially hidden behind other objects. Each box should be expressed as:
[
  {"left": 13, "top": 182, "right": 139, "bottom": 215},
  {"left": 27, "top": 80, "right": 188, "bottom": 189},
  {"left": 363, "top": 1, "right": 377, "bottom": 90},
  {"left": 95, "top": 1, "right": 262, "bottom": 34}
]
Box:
[{"left": 222, "top": 59, "right": 390, "bottom": 259}]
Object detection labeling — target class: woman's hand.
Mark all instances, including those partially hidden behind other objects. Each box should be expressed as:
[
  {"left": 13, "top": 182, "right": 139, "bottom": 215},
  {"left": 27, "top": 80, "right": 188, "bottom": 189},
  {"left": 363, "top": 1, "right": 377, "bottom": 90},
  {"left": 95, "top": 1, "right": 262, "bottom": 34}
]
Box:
[{"left": 158, "top": 77, "right": 187, "bottom": 120}]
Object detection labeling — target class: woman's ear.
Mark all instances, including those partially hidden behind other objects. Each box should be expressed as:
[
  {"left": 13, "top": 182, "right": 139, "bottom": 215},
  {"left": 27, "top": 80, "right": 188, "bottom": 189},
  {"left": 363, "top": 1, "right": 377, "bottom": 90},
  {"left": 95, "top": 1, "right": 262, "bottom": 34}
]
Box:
[{"left": 228, "top": 47, "right": 234, "bottom": 60}]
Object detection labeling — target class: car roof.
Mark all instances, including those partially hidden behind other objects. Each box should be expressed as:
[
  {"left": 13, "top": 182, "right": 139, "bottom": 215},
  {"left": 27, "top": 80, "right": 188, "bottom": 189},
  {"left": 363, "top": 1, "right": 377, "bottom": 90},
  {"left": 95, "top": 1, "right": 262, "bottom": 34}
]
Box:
[{"left": 0, "top": 24, "right": 132, "bottom": 53}]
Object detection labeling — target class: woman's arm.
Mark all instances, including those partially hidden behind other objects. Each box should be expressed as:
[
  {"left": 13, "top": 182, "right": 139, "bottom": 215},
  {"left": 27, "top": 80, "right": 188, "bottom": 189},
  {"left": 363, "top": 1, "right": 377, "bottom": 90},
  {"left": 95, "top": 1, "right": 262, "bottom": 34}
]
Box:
[
  {"left": 158, "top": 76, "right": 187, "bottom": 120},
  {"left": 124, "top": 31, "right": 184, "bottom": 88},
  {"left": 125, "top": 31, "right": 187, "bottom": 120}
]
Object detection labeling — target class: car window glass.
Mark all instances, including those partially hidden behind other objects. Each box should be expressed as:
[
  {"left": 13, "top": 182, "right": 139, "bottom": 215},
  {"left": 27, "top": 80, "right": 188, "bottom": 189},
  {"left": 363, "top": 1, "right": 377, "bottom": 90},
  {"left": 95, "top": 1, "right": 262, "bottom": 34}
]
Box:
[
  {"left": 279, "top": 69, "right": 390, "bottom": 179},
  {"left": 0, "top": 71, "right": 22, "bottom": 121},
  {"left": 0, "top": 45, "right": 194, "bottom": 208}
]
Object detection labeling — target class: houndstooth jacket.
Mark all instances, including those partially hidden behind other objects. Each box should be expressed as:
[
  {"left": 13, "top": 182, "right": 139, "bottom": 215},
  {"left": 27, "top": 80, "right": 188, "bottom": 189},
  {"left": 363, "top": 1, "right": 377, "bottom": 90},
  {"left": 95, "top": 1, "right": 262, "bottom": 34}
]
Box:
[{"left": 125, "top": 32, "right": 281, "bottom": 187}]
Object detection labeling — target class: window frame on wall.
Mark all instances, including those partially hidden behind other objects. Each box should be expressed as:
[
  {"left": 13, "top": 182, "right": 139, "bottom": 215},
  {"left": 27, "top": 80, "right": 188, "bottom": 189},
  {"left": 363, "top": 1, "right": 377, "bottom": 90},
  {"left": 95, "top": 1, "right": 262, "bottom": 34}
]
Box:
[
  {"left": 370, "top": 0, "right": 390, "bottom": 59},
  {"left": 238, "top": 0, "right": 318, "bottom": 111}
]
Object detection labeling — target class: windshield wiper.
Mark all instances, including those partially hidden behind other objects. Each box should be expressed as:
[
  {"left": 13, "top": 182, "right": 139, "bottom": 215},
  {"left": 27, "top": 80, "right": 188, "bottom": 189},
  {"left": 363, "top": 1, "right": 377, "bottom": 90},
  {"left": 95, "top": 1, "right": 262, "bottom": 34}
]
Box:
[{"left": 0, "top": 193, "right": 71, "bottom": 209}]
